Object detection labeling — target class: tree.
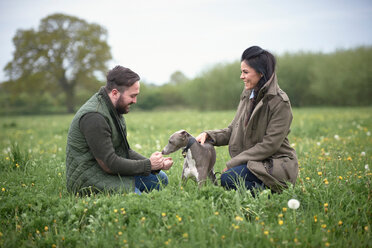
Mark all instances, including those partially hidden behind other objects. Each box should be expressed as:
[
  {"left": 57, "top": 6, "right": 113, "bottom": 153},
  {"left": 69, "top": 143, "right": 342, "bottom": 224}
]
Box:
[
  {"left": 4, "top": 13, "right": 112, "bottom": 113},
  {"left": 169, "top": 71, "right": 188, "bottom": 85}
]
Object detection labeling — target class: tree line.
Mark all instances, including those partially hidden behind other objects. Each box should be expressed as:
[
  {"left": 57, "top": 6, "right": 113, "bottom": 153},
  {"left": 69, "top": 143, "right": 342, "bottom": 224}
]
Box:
[{"left": 0, "top": 13, "right": 371, "bottom": 115}]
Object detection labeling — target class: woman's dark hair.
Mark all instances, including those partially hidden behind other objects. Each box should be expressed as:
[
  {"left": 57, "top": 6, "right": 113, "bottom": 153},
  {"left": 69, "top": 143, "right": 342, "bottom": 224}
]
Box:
[
  {"left": 241, "top": 46, "right": 276, "bottom": 89},
  {"left": 106, "top": 65, "right": 140, "bottom": 93}
]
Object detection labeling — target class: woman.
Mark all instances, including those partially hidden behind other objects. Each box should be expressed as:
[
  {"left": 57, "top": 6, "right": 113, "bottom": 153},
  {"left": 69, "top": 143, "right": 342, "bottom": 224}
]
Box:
[{"left": 196, "top": 46, "right": 298, "bottom": 193}]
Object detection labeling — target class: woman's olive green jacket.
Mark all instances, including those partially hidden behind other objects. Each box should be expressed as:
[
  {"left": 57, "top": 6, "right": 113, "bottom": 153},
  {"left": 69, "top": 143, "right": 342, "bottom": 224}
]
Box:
[{"left": 206, "top": 73, "right": 298, "bottom": 192}]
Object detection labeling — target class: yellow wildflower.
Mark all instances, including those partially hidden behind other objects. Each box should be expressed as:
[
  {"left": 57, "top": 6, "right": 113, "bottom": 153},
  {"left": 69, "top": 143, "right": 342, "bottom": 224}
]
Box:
[
  {"left": 325, "top": 242, "right": 330, "bottom": 247},
  {"left": 44, "top": 226, "right": 49, "bottom": 232},
  {"left": 1, "top": 188, "right": 5, "bottom": 192},
  {"left": 324, "top": 203, "right": 328, "bottom": 208},
  {"left": 255, "top": 216, "right": 260, "bottom": 221},
  {"left": 114, "top": 209, "right": 118, "bottom": 213},
  {"left": 118, "top": 231, "right": 122, "bottom": 236},
  {"left": 141, "top": 217, "right": 146, "bottom": 222},
  {"left": 282, "top": 207, "right": 287, "bottom": 212},
  {"left": 347, "top": 156, "right": 352, "bottom": 161},
  {"left": 264, "top": 230, "right": 269, "bottom": 235},
  {"left": 183, "top": 233, "right": 188, "bottom": 238},
  {"left": 318, "top": 171, "right": 322, "bottom": 176},
  {"left": 305, "top": 177, "right": 310, "bottom": 180},
  {"left": 294, "top": 238, "right": 298, "bottom": 243},
  {"left": 235, "top": 216, "right": 243, "bottom": 222},
  {"left": 365, "top": 226, "right": 369, "bottom": 231},
  {"left": 162, "top": 213, "right": 166, "bottom": 217},
  {"left": 338, "top": 221, "right": 343, "bottom": 226},
  {"left": 278, "top": 220, "right": 284, "bottom": 225},
  {"left": 221, "top": 235, "right": 226, "bottom": 240},
  {"left": 321, "top": 224, "right": 327, "bottom": 229}
]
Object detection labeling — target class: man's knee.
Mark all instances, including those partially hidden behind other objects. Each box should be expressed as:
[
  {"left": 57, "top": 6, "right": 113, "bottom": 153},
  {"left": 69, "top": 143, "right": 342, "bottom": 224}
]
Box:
[{"left": 157, "top": 171, "right": 168, "bottom": 186}]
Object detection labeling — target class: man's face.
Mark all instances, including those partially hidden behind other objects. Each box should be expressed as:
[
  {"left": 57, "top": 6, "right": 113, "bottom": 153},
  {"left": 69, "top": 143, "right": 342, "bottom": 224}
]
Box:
[{"left": 116, "top": 81, "right": 140, "bottom": 114}]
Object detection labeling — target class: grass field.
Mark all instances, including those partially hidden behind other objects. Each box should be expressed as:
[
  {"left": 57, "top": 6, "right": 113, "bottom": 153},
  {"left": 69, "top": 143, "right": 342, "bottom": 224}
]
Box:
[{"left": 0, "top": 108, "right": 371, "bottom": 247}]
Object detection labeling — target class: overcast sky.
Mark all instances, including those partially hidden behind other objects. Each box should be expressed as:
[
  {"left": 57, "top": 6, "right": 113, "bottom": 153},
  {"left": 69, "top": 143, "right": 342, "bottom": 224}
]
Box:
[{"left": 1, "top": 0, "right": 371, "bottom": 84}]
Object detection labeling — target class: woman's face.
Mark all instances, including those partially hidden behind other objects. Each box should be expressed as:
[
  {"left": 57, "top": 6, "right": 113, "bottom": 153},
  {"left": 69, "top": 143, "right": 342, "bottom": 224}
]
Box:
[{"left": 240, "top": 61, "right": 262, "bottom": 90}]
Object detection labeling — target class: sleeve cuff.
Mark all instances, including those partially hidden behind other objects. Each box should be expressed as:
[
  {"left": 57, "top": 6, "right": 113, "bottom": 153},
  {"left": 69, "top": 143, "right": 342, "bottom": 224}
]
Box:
[{"left": 143, "top": 159, "right": 152, "bottom": 176}]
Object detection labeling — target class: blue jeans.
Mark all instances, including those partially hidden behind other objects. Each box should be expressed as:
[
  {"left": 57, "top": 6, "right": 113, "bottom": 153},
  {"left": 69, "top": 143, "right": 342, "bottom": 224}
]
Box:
[
  {"left": 221, "top": 164, "right": 264, "bottom": 191},
  {"left": 134, "top": 171, "right": 168, "bottom": 194}
]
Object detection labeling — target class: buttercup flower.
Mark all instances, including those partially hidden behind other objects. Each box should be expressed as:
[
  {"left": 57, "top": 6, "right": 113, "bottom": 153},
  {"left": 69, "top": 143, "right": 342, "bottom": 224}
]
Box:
[
  {"left": 235, "top": 216, "right": 243, "bottom": 222},
  {"left": 287, "top": 199, "right": 300, "bottom": 210}
]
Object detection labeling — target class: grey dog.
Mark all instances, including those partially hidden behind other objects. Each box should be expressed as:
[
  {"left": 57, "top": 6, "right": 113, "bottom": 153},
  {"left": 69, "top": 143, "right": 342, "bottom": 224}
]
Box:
[{"left": 162, "top": 130, "right": 217, "bottom": 186}]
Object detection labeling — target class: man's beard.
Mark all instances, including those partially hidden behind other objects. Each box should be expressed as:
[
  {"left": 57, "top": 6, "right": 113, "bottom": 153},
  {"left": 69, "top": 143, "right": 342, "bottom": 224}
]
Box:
[{"left": 116, "top": 96, "right": 131, "bottom": 114}]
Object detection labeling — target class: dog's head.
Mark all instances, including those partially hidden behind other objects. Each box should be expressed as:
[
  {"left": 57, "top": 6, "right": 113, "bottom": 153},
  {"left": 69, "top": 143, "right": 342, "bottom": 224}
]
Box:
[{"left": 161, "top": 130, "right": 190, "bottom": 155}]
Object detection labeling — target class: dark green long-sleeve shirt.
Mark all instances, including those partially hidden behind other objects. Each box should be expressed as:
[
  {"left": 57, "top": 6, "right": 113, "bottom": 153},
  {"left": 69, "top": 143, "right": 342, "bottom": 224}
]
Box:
[{"left": 79, "top": 112, "right": 152, "bottom": 176}]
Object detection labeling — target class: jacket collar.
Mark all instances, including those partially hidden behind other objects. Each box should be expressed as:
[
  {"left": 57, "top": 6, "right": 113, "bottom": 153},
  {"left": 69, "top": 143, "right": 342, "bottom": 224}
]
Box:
[
  {"left": 246, "top": 73, "right": 279, "bottom": 123},
  {"left": 98, "top": 87, "right": 119, "bottom": 117}
]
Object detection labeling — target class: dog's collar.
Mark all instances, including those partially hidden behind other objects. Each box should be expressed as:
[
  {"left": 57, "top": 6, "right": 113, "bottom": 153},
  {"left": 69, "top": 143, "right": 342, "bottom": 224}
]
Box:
[{"left": 182, "top": 137, "right": 197, "bottom": 158}]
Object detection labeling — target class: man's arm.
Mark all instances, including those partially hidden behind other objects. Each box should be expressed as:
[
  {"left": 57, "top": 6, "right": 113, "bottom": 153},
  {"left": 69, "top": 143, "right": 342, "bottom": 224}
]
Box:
[{"left": 79, "top": 112, "right": 152, "bottom": 176}]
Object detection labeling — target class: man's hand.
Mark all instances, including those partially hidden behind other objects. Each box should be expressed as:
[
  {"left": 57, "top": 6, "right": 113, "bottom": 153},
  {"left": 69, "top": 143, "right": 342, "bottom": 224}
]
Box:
[
  {"left": 150, "top": 151, "right": 164, "bottom": 170},
  {"left": 195, "top": 132, "right": 209, "bottom": 145},
  {"left": 162, "top": 157, "right": 173, "bottom": 170}
]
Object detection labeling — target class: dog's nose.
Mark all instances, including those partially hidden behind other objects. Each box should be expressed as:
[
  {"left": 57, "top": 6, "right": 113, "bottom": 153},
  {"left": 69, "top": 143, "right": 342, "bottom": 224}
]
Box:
[{"left": 161, "top": 150, "right": 165, "bottom": 155}]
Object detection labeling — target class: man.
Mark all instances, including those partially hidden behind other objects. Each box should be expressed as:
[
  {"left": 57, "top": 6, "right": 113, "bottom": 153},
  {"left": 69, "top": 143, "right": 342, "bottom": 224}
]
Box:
[{"left": 66, "top": 65, "right": 173, "bottom": 195}]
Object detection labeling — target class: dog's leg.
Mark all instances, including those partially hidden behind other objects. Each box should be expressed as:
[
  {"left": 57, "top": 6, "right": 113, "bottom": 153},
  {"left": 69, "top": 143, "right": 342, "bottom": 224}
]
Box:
[{"left": 209, "top": 170, "right": 218, "bottom": 186}]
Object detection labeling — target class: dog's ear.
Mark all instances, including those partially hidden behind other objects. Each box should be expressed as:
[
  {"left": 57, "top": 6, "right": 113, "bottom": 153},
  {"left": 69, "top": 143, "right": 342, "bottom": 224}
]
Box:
[{"left": 180, "top": 130, "right": 188, "bottom": 140}]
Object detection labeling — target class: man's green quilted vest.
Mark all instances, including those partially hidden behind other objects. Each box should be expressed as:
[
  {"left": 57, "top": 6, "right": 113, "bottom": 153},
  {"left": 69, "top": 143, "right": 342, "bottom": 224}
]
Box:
[{"left": 65, "top": 89, "right": 134, "bottom": 194}]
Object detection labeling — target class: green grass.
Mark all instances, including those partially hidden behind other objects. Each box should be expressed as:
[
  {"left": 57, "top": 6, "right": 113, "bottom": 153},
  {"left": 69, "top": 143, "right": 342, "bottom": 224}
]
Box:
[{"left": 0, "top": 108, "right": 371, "bottom": 248}]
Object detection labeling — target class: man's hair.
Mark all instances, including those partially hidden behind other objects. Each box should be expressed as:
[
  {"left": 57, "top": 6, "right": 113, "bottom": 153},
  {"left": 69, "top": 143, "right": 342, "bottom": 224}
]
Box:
[
  {"left": 105, "top": 65, "right": 140, "bottom": 93},
  {"left": 241, "top": 46, "right": 276, "bottom": 88}
]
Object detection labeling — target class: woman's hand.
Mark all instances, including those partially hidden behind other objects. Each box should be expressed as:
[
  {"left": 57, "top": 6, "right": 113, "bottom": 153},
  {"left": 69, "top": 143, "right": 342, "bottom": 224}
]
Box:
[{"left": 196, "top": 132, "right": 209, "bottom": 145}]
